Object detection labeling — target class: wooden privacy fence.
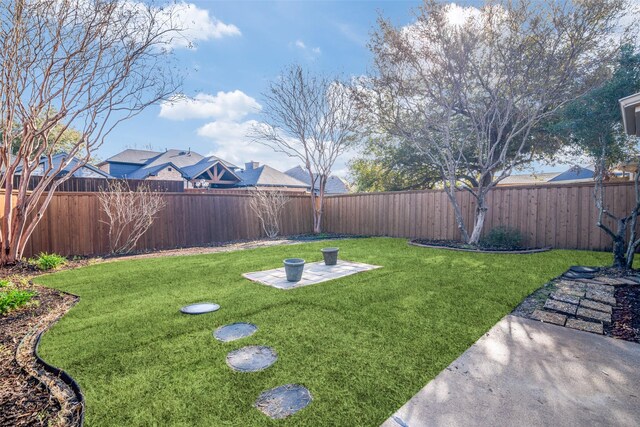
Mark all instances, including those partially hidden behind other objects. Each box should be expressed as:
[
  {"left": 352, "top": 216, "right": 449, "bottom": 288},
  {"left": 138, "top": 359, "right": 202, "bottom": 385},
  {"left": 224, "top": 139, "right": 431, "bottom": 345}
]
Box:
[
  {"left": 12, "top": 176, "right": 185, "bottom": 192},
  {"left": 4, "top": 181, "right": 639, "bottom": 257},
  {"left": 13, "top": 192, "right": 313, "bottom": 257},
  {"left": 324, "top": 182, "right": 639, "bottom": 251}
]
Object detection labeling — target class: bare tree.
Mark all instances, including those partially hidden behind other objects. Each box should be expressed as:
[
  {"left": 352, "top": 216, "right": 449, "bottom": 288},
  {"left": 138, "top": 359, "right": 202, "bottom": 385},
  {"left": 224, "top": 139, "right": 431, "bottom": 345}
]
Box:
[
  {"left": 251, "top": 65, "right": 361, "bottom": 233},
  {"left": 248, "top": 187, "right": 290, "bottom": 238},
  {"left": 357, "top": 0, "right": 630, "bottom": 244},
  {"left": 0, "top": 0, "right": 183, "bottom": 265},
  {"left": 98, "top": 180, "right": 166, "bottom": 255}
]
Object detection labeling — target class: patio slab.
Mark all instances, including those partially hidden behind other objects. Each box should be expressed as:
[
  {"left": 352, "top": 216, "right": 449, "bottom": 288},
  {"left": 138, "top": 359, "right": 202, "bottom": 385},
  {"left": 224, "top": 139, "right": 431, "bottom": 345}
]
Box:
[
  {"left": 243, "top": 260, "right": 381, "bottom": 290},
  {"left": 382, "top": 315, "right": 640, "bottom": 427}
]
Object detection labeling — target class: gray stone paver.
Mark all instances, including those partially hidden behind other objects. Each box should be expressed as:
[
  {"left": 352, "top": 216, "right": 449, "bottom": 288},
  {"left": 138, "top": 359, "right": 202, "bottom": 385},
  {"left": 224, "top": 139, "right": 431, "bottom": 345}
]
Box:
[
  {"left": 243, "top": 260, "right": 381, "bottom": 290},
  {"left": 543, "top": 299, "right": 578, "bottom": 316},
  {"left": 586, "top": 290, "right": 616, "bottom": 306},
  {"left": 577, "top": 307, "right": 612, "bottom": 324},
  {"left": 580, "top": 299, "right": 613, "bottom": 314},
  {"left": 531, "top": 309, "right": 566, "bottom": 326},
  {"left": 550, "top": 292, "right": 581, "bottom": 305},
  {"left": 566, "top": 318, "right": 604, "bottom": 334}
]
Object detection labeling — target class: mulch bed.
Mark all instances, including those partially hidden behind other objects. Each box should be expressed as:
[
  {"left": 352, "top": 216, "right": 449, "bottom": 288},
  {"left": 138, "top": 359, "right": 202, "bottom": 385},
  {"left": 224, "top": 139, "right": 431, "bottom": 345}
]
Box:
[
  {"left": 610, "top": 285, "right": 640, "bottom": 342},
  {"left": 410, "top": 239, "right": 549, "bottom": 254},
  {"left": 0, "top": 280, "right": 78, "bottom": 427}
]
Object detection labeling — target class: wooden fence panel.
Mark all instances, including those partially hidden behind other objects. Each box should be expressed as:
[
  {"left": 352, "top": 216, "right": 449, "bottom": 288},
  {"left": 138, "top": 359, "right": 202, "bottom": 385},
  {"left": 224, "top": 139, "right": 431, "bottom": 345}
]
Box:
[
  {"left": 1, "top": 192, "right": 313, "bottom": 257},
  {"left": 322, "top": 182, "right": 639, "bottom": 251}
]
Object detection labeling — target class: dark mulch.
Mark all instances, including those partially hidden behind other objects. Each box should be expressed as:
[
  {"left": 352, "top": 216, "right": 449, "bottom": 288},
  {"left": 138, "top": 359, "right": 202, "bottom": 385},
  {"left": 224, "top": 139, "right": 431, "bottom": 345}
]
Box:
[
  {"left": 0, "top": 283, "right": 77, "bottom": 427},
  {"left": 610, "top": 285, "right": 640, "bottom": 343},
  {"left": 411, "top": 238, "right": 543, "bottom": 253}
]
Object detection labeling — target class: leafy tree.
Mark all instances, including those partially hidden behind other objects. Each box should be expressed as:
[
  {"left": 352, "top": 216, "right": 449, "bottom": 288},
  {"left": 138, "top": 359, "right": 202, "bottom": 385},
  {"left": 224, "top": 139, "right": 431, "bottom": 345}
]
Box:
[
  {"left": 355, "top": 0, "right": 630, "bottom": 245},
  {"left": 554, "top": 44, "right": 640, "bottom": 269},
  {"left": 349, "top": 137, "right": 441, "bottom": 192}
]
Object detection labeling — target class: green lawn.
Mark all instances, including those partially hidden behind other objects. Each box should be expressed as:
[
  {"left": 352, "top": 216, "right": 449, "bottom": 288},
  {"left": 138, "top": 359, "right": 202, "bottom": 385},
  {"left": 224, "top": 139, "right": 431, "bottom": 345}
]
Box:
[{"left": 36, "top": 237, "right": 612, "bottom": 426}]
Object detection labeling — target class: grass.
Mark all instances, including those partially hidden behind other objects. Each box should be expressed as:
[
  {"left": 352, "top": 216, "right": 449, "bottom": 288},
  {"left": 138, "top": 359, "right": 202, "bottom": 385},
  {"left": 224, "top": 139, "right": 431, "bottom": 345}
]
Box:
[{"left": 35, "top": 237, "right": 613, "bottom": 426}]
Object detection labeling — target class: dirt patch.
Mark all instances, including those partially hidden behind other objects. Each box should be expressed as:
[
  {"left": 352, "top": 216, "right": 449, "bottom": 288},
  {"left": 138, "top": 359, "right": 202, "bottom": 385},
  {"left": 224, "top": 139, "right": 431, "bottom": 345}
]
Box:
[{"left": 0, "top": 284, "right": 78, "bottom": 427}]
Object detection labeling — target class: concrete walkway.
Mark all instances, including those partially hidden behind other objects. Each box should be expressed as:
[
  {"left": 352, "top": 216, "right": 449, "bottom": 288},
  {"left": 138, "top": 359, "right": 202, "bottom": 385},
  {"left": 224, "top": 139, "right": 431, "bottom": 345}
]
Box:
[{"left": 382, "top": 315, "right": 640, "bottom": 427}]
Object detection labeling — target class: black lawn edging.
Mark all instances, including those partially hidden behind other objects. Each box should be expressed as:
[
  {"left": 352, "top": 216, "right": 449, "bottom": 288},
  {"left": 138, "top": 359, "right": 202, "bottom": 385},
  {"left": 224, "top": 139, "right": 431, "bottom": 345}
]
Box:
[
  {"left": 33, "top": 331, "right": 85, "bottom": 426},
  {"left": 408, "top": 239, "right": 552, "bottom": 254}
]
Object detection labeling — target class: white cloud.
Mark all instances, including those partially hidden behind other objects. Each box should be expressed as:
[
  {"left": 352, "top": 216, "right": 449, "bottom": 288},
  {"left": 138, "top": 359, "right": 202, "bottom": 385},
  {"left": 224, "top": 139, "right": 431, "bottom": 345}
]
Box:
[
  {"left": 158, "top": 2, "right": 241, "bottom": 49},
  {"left": 197, "top": 119, "right": 354, "bottom": 177},
  {"left": 159, "top": 91, "right": 261, "bottom": 121},
  {"left": 198, "top": 120, "right": 298, "bottom": 171},
  {"left": 291, "top": 39, "right": 321, "bottom": 58}
]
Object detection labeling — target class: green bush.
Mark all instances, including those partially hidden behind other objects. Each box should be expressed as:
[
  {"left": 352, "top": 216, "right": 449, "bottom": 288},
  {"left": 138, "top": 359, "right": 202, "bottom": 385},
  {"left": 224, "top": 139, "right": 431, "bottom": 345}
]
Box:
[
  {"left": 30, "top": 252, "right": 66, "bottom": 270},
  {"left": 0, "top": 289, "right": 36, "bottom": 315},
  {"left": 0, "top": 279, "right": 10, "bottom": 288},
  {"left": 479, "top": 226, "right": 524, "bottom": 250}
]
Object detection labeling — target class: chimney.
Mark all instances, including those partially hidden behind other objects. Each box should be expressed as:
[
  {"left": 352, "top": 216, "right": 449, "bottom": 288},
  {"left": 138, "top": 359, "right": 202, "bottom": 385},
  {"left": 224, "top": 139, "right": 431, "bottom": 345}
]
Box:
[{"left": 245, "top": 161, "right": 259, "bottom": 170}]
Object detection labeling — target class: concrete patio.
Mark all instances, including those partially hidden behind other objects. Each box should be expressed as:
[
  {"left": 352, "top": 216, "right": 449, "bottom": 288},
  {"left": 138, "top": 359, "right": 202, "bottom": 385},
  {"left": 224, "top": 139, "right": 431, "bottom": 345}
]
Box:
[
  {"left": 242, "top": 260, "right": 381, "bottom": 290},
  {"left": 383, "top": 315, "right": 640, "bottom": 427}
]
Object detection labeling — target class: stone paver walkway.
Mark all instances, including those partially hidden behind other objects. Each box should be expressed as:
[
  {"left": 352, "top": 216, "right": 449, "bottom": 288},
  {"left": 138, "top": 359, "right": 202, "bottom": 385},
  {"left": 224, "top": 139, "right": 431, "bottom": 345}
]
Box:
[
  {"left": 243, "top": 260, "right": 381, "bottom": 290},
  {"left": 382, "top": 315, "right": 640, "bottom": 427},
  {"left": 530, "top": 268, "right": 640, "bottom": 335}
]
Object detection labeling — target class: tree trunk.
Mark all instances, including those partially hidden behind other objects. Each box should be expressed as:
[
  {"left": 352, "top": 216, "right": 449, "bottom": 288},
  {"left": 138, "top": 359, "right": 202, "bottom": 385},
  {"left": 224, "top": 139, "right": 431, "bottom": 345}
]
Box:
[
  {"left": 443, "top": 184, "right": 470, "bottom": 243},
  {"left": 468, "top": 205, "right": 487, "bottom": 245}
]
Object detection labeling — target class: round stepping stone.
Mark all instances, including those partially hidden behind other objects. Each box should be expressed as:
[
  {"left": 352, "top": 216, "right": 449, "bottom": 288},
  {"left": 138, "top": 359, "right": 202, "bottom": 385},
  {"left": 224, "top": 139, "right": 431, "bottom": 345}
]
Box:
[
  {"left": 569, "top": 266, "right": 599, "bottom": 274},
  {"left": 180, "top": 302, "right": 220, "bottom": 315},
  {"left": 226, "top": 345, "right": 277, "bottom": 372},
  {"left": 254, "top": 384, "right": 312, "bottom": 419},
  {"left": 214, "top": 323, "right": 257, "bottom": 342}
]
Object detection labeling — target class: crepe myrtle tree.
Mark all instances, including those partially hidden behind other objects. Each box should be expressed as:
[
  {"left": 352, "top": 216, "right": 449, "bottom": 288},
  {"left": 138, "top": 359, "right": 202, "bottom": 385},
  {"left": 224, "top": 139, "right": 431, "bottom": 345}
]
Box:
[
  {"left": 251, "top": 65, "right": 361, "bottom": 233},
  {"left": 355, "top": 0, "right": 630, "bottom": 245},
  {"left": 0, "top": 0, "right": 183, "bottom": 265}
]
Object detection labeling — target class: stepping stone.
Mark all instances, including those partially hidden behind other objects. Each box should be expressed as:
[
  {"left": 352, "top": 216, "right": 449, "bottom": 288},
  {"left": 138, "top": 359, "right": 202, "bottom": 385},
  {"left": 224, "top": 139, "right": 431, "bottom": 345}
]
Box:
[
  {"left": 584, "top": 283, "right": 615, "bottom": 295},
  {"left": 576, "top": 307, "right": 611, "bottom": 324},
  {"left": 214, "top": 323, "right": 258, "bottom": 342},
  {"left": 180, "top": 302, "right": 220, "bottom": 315},
  {"left": 569, "top": 266, "right": 599, "bottom": 274},
  {"left": 579, "top": 299, "right": 613, "bottom": 314},
  {"left": 555, "top": 281, "right": 586, "bottom": 298},
  {"left": 531, "top": 309, "right": 567, "bottom": 326},
  {"left": 585, "top": 291, "right": 616, "bottom": 306},
  {"left": 614, "top": 277, "right": 640, "bottom": 286},
  {"left": 563, "top": 271, "right": 595, "bottom": 280},
  {"left": 550, "top": 292, "right": 581, "bottom": 305},
  {"left": 543, "top": 299, "right": 578, "bottom": 316},
  {"left": 566, "top": 318, "right": 604, "bottom": 334},
  {"left": 254, "top": 384, "right": 312, "bottom": 419},
  {"left": 226, "top": 346, "right": 277, "bottom": 372}
]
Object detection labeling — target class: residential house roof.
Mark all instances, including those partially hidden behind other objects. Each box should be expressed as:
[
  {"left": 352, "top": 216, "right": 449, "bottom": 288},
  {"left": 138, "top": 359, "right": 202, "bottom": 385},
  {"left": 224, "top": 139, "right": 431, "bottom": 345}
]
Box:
[
  {"left": 498, "top": 166, "right": 594, "bottom": 186},
  {"left": 105, "top": 148, "right": 238, "bottom": 170},
  {"left": 284, "top": 165, "right": 350, "bottom": 194},
  {"left": 15, "top": 152, "right": 111, "bottom": 179},
  {"left": 236, "top": 163, "right": 309, "bottom": 188}
]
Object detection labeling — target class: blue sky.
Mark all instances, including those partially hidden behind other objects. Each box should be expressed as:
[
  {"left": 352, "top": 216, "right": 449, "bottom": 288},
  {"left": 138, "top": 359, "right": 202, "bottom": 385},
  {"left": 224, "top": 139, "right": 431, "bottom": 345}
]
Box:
[
  {"left": 104, "top": 0, "right": 427, "bottom": 176},
  {"left": 105, "top": 0, "right": 573, "bottom": 178}
]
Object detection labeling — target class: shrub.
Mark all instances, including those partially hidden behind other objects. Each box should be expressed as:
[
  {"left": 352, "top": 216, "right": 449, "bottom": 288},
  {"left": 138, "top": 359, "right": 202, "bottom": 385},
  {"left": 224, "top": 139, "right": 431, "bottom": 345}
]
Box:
[
  {"left": 30, "top": 252, "right": 66, "bottom": 270},
  {"left": 479, "top": 226, "right": 524, "bottom": 250},
  {"left": 0, "top": 289, "right": 36, "bottom": 315},
  {"left": 0, "top": 279, "right": 10, "bottom": 288}
]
